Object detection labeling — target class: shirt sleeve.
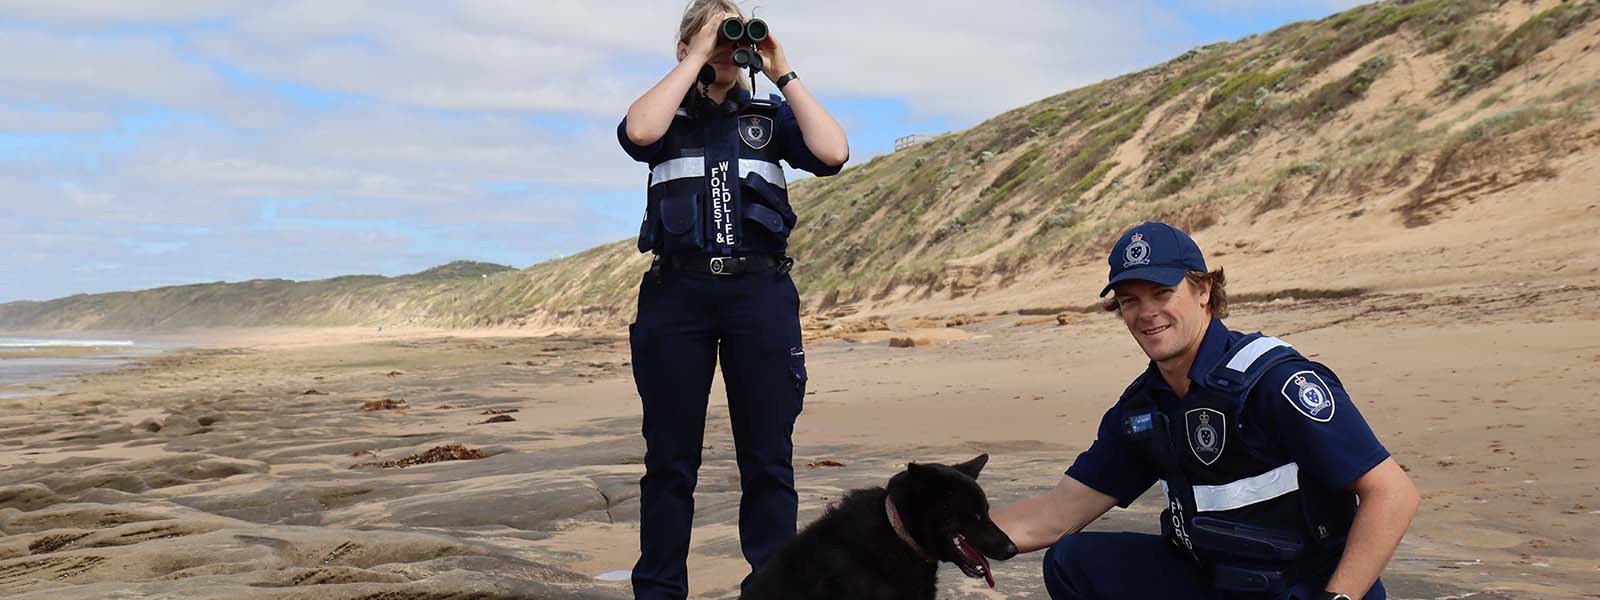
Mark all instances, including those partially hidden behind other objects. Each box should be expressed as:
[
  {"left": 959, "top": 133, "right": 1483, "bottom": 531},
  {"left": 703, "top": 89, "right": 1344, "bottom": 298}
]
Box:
[
  {"left": 776, "top": 102, "right": 843, "bottom": 176},
  {"left": 1253, "top": 361, "right": 1390, "bottom": 491},
  {"left": 1065, "top": 403, "right": 1159, "bottom": 508},
  {"left": 617, "top": 117, "right": 664, "bottom": 164}
]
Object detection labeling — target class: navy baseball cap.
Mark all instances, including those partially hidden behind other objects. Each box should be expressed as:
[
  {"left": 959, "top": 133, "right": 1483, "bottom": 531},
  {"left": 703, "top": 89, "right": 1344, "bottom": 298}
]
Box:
[{"left": 1100, "top": 221, "right": 1207, "bottom": 297}]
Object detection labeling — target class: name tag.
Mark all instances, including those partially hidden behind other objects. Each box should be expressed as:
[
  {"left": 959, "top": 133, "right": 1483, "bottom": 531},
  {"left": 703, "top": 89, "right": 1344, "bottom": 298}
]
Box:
[{"left": 1124, "top": 411, "right": 1155, "bottom": 439}]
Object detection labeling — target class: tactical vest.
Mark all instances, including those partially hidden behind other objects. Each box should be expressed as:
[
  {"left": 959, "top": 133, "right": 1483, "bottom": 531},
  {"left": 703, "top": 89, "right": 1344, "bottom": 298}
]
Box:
[
  {"left": 1118, "top": 334, "right": 1356, "bottom": 594},
  {"left": 636, "top": 90, "right": 796, "bottom": 257}
]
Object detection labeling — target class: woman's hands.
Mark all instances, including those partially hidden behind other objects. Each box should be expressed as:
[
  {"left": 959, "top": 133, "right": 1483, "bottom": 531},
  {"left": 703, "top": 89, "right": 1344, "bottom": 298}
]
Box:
[
  {"left": 683, "top": 12, "right": 737, "bottom": 65},
  {"left": 628, "top": 14, "right": 847, "bottom": 167},
  {"left": 756, "top": 32, "right": 792, "bottom": 80},
  {"left": 626, "top": 12, "right": 737, "bottom": 147}
]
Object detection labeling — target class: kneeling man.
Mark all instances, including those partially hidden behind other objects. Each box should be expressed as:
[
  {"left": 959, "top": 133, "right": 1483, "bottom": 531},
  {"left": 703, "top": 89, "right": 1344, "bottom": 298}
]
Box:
[{"left": 994, "top": 222, "right": 1418, "bottom": 600}]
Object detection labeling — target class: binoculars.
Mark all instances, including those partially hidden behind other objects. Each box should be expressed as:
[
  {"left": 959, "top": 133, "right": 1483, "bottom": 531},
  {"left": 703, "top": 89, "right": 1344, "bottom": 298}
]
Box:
[{"left": 719, "top": 17, "right": 768, "bottom": 71}]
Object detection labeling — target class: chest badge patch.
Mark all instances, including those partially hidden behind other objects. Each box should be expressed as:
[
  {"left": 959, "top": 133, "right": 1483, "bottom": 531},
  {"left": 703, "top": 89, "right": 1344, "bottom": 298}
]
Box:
[
  {"left": 740, "top": 115, "right": 773, "bottom": 150},
  {"left": 1185, "top": 408, "right": 1226, "bottom": 466},
  {"left": 1281, "top": 370, "right": 1335, "bottom": 422}
]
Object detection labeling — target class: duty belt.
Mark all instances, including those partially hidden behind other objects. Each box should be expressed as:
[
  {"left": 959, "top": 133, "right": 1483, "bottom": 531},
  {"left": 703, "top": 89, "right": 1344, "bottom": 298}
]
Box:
[{"left": 665, "top": 254, "right": 791, "bottom": 275}]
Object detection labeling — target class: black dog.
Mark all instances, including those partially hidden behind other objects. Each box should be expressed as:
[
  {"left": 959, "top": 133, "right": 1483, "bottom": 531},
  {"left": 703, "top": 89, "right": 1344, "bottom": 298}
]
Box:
[{"left": 740, "top": 454, "right": 1017, "bottom": 599}]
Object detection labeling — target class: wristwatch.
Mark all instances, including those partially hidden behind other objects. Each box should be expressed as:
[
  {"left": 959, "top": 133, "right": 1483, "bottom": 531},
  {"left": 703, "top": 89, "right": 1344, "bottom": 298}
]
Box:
[
  {"left": 1316, "top": 593, "right": 1353, "bottom": 600},
  {"left": 774, "top": 71, "right": 799, "bottom": 90}
]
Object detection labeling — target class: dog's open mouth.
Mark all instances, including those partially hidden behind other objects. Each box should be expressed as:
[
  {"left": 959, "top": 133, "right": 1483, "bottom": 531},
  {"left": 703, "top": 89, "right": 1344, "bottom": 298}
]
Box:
[{"left": 951, "top": 533, "right": 994, "bottom": 588}]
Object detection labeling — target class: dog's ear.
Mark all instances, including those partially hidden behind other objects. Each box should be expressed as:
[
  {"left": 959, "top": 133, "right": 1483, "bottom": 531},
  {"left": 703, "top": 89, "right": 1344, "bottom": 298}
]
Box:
[{"left": 953, "top": 453, "right": 989, "bottom": 479}]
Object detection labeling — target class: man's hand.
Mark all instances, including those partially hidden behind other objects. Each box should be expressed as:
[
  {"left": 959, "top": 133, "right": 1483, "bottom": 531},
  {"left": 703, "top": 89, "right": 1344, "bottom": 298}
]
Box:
[{"left": 992, "top": 475, "right": 1119, "bottom": 553}]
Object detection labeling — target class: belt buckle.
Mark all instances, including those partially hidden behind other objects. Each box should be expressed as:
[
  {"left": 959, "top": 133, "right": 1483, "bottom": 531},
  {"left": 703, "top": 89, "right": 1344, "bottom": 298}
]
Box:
[{"left": 709, "top": 257, "right": 727, "bottom": 275}]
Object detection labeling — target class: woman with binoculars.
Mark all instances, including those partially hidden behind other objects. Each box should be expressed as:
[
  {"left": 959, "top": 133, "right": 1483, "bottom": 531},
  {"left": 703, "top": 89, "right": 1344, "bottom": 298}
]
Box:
[{"left": 617, "top": 1, "right": 848, "bottom": 598}]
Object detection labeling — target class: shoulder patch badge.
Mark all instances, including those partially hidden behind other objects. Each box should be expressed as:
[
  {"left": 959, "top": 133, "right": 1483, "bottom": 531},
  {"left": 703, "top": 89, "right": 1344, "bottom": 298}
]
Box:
[
  {"left": 740, "top": 115, "right": 773, "bottom": 150},
  {"left": 1185, "top": 408, "right": 1226, "bottom": 466},
  {"left": 1281, "top": 370, "right": 1335, "bottom": 422}
]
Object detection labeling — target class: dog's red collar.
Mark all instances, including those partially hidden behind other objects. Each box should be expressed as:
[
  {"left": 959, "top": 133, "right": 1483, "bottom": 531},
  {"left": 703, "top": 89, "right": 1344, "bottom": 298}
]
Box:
[{"left": 884, "top": 495, "right": 935, "bottom": 563}]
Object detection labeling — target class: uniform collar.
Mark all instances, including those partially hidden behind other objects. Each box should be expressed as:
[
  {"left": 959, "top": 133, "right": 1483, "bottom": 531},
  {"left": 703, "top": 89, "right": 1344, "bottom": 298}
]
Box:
[
  {"left": 1143, "top": 317, "right": 1230, "bottom": 394},
  {"left": 1188, "top": 317, "right": 1231, "bottom": 383},
  {"left": 685, "top": 86, "right": 752, "bottom": 116}
]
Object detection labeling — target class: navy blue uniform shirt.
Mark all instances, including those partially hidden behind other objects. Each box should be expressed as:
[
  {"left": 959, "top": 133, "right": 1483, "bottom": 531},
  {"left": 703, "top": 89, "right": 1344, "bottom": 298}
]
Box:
[
  {"left": 1067, "top": 319, "right": 1390, "bottom": 507},
  {"left": 619, "top": 96, "right": 838, "bottom": 176},
  {"left": 617, "top": 89, "right": 839, "bottom": 257}
]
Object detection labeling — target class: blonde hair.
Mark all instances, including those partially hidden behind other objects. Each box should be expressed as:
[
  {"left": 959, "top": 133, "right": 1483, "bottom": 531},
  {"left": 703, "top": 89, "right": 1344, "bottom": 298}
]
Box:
[{"left": 676, "top": 0, "right": 751, "bottom": 92}]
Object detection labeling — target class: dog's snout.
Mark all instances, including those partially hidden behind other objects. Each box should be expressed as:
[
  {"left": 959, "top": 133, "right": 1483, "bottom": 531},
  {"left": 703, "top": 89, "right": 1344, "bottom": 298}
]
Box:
[
  {"left": 995, "top": 542, "right": 1018, "bottom": 560},
  {"left": 974, "top": 520, "right": 1019, "bottom": 560}
]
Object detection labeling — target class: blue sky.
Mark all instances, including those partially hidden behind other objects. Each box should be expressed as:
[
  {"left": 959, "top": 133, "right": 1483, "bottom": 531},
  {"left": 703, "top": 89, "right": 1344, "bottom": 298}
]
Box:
[{"left": 0, "top": 0, "right": 1365, "bottom": 303}]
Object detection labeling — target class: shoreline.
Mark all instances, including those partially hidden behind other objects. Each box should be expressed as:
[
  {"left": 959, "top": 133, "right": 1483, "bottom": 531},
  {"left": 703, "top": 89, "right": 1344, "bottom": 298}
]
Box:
[{"left": 0, "top": 337, "right": 176, "bottom": 400}]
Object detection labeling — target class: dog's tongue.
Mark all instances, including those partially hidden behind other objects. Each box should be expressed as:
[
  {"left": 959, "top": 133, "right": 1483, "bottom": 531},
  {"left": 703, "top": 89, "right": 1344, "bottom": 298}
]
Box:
[{"left": 956, "top": 537, "right": 995, "bottom": 588}]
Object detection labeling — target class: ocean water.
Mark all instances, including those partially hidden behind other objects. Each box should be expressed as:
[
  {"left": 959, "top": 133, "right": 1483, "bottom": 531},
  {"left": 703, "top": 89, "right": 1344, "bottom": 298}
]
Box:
[
  {"left": 0, "top": 337, "right": 151, "bottom": 399},
  {"left": 0, "top": 338, "right": 135, "bottom": 348}
]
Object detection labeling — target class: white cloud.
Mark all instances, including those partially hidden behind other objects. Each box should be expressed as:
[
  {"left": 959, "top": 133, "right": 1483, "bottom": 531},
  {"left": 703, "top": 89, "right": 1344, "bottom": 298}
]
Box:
[
  {"left": 0, "top": 0, "right": 249, "bottom": 24},
  {"left": 0, "top": 28, "right": 236, "bottom": 110},
  {"left": 0, "top": 105, "right": 113, "bottom": 133}
]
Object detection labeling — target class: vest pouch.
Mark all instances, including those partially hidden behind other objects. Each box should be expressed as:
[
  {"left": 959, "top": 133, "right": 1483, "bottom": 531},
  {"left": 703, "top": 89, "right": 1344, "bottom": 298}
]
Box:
[
  {"left": 742, "top": 172, "right": 796, "bottom": 231},
  {"left": 1213, "top": 563, "right": 1287, "bottom": 594},
  {"left": 744, "top": 202, "right": 789, "bottom": 238},
  {"left": 658, "top": 191, "right": 703, "bottom": 254},
  {"left": 1191, "top": 516, "right": 1304, "bottom": 563}
]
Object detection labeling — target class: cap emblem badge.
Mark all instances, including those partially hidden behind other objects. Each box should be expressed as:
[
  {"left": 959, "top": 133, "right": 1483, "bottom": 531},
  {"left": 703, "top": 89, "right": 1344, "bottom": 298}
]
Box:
[{"left": 1123, "top": 232, "right": 1152, "bottom": 268}]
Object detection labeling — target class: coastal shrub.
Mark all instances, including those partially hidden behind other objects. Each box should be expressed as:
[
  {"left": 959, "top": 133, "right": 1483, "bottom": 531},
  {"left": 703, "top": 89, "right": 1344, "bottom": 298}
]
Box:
[
  {"left": 1069, "top": 161, "right": 1119, "bottom": 197},
  {"left": 1284, "top": 161, "right": 1327, "bottom": 178},
  {"left": 1459, "top": 107, "right": 1556, "bottom": 142},
  {"left": 1037, "top": 205, "right": 1080, "bottom": 233},
  {"left": 1153, "top": 68, "right": 1288, "bottom": 168},
  {"left": 1292, "top": 54, "right": 1393, "bottom": 121},
  {"left": 1301, "top": 1, "right": 1429, "bottom": 72},
  {"left": 1154, "top": 168, "right": 1197, "bottom": 198},
  {"left": 930, "top": 220, "right": 965, "bottom": 244},
  {"left": 985, "top": 146, "right": 1044, "bottom": 202},
  {"left": 1439, "top": 2, "right": 1599, "bottom": 97},
  {"left": 1028, "top": 107, "right": 1071, "bottom": 136},
  {"left": 1420, "top": 0, "right": 1500, "bottom": 54}
]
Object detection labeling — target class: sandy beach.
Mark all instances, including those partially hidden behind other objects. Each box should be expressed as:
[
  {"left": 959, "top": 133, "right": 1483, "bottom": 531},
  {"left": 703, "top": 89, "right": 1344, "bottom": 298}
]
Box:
[{"left": 3, "top": 276, "right": 1598, "bottom": 599}]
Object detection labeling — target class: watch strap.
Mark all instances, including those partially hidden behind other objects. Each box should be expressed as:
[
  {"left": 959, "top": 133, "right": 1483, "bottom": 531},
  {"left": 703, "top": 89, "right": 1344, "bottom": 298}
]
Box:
[{"left": 775, "top": 71, "right": 798, "bottom": 90}]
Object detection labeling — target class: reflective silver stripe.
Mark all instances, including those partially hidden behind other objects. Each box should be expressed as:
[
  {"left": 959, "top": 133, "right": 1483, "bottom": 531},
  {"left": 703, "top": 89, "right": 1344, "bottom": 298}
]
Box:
[
  {"left": 650, "top": 157, "right": 704, "bottom": 187},
  {"left": 1192, "top": 462, "right": 1300, "bottom": 512},
  {"left": 1224, "top": 336, "right": 1291, "bottom": 373},
  {"left": 674, "top": 108, "right": 690, "bottom": 118},
  {"left": 739, "top": 159, "right": 786, "bottom": 189}
]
